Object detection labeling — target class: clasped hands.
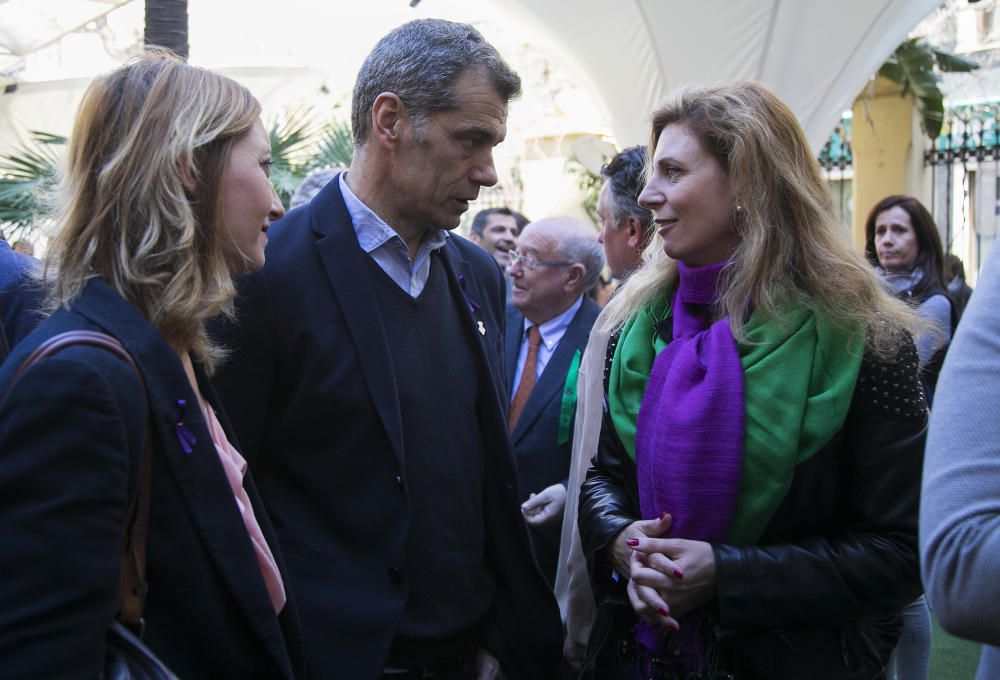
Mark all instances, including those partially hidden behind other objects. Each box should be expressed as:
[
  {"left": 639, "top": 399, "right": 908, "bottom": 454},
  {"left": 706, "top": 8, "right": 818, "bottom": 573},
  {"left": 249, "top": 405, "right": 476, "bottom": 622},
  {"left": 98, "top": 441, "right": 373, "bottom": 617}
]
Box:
[{"left": 609, "top": 513, "right": 717, "bottom": 632}]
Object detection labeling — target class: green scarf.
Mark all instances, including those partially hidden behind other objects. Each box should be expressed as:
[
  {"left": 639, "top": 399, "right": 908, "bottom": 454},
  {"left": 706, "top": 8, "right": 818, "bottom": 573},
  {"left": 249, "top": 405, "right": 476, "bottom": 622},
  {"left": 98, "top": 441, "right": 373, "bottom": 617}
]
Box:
[{"left": 609, "top": 300, "right": 863, "bottom": 544}]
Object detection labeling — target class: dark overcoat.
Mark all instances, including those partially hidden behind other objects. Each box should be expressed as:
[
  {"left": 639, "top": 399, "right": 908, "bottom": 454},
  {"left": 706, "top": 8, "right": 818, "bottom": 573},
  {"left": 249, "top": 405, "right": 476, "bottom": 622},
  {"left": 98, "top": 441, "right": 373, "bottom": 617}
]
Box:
[
  {"left": 211, "top": 176, "right": 562, "bottom": 680},
  {"left": 0, "top": 279, "right": 304, "bottom": 679}
]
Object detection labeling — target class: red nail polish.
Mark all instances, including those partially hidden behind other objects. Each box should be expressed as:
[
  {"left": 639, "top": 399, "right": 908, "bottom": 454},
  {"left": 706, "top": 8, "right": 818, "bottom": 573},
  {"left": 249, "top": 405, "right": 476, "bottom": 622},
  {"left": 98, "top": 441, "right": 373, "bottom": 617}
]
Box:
[
  {"left": 626, "top": 538, "right": 639, "bottom": 547},
  {"left": 667, "top": 622, "right": 680, "bottom": 633},
  {"left": 660, "top": 512, "right": 669, "bottom": 521},
  {"left": 674, "top": 569, "right": 684, "bottom": 579},
  {"left": 657, "top": 607, "right": 668, "bottom": 617}
]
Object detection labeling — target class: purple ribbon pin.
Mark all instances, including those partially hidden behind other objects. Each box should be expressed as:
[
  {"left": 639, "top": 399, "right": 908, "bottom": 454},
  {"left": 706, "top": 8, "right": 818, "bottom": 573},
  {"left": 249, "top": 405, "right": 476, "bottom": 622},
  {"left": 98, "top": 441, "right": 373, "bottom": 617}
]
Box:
[
  {"left": 175, "top": 399, "right": 196, "bottom": 454},
  {"left": 457, "top": 274, "right": 481, "bottom": 315}
]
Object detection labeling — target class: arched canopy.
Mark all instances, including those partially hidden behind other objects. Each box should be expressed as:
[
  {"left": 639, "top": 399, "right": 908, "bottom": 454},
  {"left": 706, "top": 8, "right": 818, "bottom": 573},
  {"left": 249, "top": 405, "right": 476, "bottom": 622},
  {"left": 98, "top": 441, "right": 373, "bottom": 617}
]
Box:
[
  {"left": 501, "top": 0, "right": 944, "bottom": 150},
  {"left": 0, "top": 0, "right": 945, "bottom": 154}
]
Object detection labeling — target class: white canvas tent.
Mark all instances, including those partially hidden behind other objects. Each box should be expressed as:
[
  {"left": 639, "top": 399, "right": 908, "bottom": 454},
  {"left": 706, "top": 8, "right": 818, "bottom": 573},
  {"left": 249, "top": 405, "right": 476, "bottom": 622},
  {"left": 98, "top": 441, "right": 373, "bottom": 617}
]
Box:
[
  {"left": 0, "top": 0, "right": 132, "bottom": 62},
  {"left": 0, "top": 1, "right": 944, "bottom": 154},
  {"left": 501, "top": 0, "right": 945, "bottom": 151}
]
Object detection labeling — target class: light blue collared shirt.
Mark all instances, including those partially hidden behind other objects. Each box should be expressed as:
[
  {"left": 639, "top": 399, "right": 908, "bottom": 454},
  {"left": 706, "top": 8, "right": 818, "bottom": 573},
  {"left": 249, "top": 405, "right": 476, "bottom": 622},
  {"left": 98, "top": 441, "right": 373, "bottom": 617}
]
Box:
[
  {"left": 339, "top": 174, "right": 449, "bottom": 297},
  {"left": 510, "top": 295, "right": 585, "bottom": 400}
]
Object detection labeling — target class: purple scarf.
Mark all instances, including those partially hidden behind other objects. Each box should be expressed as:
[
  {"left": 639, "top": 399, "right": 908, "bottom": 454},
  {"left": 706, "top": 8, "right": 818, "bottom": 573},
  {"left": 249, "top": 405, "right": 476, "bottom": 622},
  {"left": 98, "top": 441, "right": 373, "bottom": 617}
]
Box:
[{"left": 634, "top": 260, "right": 745, "bottom": 662}]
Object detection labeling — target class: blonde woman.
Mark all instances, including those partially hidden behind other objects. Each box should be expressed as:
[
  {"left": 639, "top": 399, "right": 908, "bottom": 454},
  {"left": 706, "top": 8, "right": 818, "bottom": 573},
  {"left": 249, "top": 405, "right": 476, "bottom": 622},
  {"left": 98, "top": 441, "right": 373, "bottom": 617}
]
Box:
[
  {"left": 578, "top": 83, "right": 926, "bottom": 679},
  {"left": 0, "top": 53, "right": 301, "bottom": 678}
]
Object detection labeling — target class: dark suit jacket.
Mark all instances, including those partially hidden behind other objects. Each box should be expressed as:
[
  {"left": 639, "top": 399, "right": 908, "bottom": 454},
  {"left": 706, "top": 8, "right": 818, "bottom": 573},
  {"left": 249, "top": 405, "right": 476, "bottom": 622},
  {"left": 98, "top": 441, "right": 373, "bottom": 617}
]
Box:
[
  {"left": 0, "top": 279, "right": 303, "bottom": 680},
  {"left": 505, "top": 298, "right": 600, "bottom": 583},
  {"left": 211, "top": 176, "right": 562, "bottom": 680},
  {"left": 0, "top": 240, "right": 43, "bottom": 361}
]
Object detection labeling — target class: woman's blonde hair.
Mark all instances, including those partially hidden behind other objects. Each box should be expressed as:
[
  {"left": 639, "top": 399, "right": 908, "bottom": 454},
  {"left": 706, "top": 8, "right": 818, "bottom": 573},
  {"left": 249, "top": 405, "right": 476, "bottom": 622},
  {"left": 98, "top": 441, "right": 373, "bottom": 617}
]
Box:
[
  {"left": 45, "top": 50, "right": 261, "bottom": 370},
  {"left": 601, "top": 82, "right": 916, "bottom": 358}
]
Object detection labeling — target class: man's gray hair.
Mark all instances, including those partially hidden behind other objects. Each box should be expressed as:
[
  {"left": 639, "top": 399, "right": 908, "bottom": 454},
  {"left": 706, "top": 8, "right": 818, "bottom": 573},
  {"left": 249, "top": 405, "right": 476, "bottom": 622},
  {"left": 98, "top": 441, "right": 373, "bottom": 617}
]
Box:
[
  {"left": 289, "top": 167, "right": 340, "bottom": 209},
  {"left": 560, "top": 236, "right": 606, "bottom": 293},
  {"left": 351, "top": 19, "right": 521, "bottom": 146},
  {"left": 601, "top": 146, "right": 652, "bottom": 231}
]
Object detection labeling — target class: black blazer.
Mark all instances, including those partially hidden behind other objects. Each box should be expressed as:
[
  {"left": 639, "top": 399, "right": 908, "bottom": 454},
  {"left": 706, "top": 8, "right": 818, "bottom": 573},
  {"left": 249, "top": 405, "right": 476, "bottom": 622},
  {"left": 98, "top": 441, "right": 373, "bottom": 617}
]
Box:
[
  {"left": 0, "top": 279, "right": 303, "bottom": 680},
  {"left": 211, "top": 176, "right": 562, "bottom": 680},
  {"left": 505, "top": 298, "right": 600, "bottom": 582},
  {"left": 0, "top": 240, "right": 43, "bottom": 361}
]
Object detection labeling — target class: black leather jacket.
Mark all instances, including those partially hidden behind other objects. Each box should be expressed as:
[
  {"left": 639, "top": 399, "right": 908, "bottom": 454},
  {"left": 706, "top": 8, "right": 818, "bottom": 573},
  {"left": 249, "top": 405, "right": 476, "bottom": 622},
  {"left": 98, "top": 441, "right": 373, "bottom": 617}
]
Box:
[{"left": 578, "top": 336, "right": 926, "bottom": 679}]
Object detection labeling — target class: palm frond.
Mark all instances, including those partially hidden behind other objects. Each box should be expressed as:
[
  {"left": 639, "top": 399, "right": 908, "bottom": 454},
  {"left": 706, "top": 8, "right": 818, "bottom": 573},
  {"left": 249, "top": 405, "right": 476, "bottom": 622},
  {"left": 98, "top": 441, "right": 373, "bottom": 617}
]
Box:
[
  {"left": 267, "top": 108, "right": 352, "bottom": 209},
  {"left": 306, "top": 119, "right": 353, "bottom": 172},
  {"left": 877, "top": 39, "right": 979, "bottom": 140},
  {"left": 269, "top": 110, "right": 321, "bottom": 168},
  {"left": 0, "top": 131, "right": 64, "bottom": 238}
]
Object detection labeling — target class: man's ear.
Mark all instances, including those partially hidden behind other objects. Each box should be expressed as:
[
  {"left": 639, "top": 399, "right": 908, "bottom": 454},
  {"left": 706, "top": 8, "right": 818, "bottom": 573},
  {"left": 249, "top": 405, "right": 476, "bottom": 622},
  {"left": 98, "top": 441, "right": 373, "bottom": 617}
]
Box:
[
  {"left": 469, "top": 232, "right": 483, "bottom": 245},
  {"left": 371, "top": 93, "right": 406, "bottom": 150},
  {"left": 564, "top": 262, "right": 585, "bottom": 291},
  {"left": 625, "top": 217, "right": 644, "bottom": 250}
]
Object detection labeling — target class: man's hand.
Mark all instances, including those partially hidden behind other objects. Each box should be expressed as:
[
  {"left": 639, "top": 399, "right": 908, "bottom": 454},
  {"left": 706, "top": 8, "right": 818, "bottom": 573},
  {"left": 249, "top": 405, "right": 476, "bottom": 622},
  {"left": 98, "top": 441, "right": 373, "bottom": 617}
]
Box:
[
  {"left": 475, "top": 647, "right": 504, "bottom": 680},
  {"left": 605, "top": 513, "right": 672, "bottom": 578},
  {"left": 563, "top": 636, "right": 586, "bottom": 672},
  {"left": 521, "top": 483, "right": 567, "bottom": 526}
]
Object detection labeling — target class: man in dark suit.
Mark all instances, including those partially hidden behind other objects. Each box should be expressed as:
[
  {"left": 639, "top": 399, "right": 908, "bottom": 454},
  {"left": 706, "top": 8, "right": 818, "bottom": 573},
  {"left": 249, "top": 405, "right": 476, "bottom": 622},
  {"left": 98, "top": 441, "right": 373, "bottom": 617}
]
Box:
[
  {"left": 506, "top": 217, "right": 603, "bottom": 585},
  {"left": 211, "top": 18, "right": 561, "bottom": 680}
]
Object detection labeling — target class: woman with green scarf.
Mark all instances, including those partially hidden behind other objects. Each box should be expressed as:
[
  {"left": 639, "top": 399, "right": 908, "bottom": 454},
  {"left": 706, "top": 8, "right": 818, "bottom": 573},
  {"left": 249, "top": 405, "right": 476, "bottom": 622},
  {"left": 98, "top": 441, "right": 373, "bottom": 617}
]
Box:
[{"left": 577, "top": 83, "right": 927, "bottom": 679}]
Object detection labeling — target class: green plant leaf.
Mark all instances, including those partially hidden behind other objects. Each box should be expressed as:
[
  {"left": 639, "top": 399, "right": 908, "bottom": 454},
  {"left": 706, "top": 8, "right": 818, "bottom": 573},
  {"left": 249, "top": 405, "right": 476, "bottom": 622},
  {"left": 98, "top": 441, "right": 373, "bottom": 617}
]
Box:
[
  {"left": 266, "top": 108, "right": 353, "bottom": 209},
  {"left": 917, "top": 95, "right": 946, "bottom": 139},
  {"left": 879, "top": 38, "right": 974, "bottom": 142},
  {"left": 931, "top": 46, "right": 980, "bottom": 73},
  {"left": 0, "top": 130, "right": 64, "bottom": 237},
  {"left": 878, "top": 60, "right": 906, "bottom": 84},
  {"left": 306, "top": 119, "right": 353, "bottom": 172}
]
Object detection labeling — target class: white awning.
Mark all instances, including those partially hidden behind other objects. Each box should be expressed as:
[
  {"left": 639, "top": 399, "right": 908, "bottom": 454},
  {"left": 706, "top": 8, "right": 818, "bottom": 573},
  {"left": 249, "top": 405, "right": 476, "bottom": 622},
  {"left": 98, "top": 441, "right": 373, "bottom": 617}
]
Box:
[
  {"left": 501, "top": 0, "right": 945, "bottom": 151},
  {"left": 0, "top": 0, "right": 132, "bottom": 61},
  {"left": 0, "top": 1, "right": 945, "bottom": 154}
]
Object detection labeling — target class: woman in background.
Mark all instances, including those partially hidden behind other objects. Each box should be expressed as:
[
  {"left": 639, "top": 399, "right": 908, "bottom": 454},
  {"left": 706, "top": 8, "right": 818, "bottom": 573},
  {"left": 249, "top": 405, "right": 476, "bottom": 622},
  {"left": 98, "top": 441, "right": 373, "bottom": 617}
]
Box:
[
  {"left": 0, "top": 52, "right": 301, "bottom": 678},
  {"left": 579, "top": 82, "right": 926, "bottom": 679},
  {"left": 864, "top": 195, "right": 955, "bottom": 403},
  {"left": 863, "top": 195, "right": 956, "bottom": 680}
]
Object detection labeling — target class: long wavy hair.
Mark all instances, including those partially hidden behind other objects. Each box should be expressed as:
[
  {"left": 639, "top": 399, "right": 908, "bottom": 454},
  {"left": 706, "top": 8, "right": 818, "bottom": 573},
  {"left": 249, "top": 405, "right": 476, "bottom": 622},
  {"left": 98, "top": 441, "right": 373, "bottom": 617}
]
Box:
[
  {"left": 44, "top": 50, "right": 261, "bottom": 371},
  {"left": 863, "top": 194, "right": 950, "bottom": 302},
  {"left": 600, "top": 82, "right": 917, "bottom": 358}
]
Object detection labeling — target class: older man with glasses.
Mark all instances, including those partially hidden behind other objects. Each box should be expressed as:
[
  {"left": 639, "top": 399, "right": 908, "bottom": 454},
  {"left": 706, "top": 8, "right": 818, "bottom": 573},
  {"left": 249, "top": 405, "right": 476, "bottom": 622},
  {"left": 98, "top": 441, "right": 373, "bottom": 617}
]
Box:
[{"left": 505, "top": 217, "right": 604, "bottom": 592}]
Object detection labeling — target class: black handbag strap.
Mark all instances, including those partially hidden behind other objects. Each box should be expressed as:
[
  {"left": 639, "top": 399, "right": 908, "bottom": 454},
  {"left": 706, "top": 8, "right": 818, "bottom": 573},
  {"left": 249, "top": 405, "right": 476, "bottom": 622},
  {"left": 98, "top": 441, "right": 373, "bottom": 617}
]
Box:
[{"left": 1, "top": 330, "right": 152, "bottom": 629}]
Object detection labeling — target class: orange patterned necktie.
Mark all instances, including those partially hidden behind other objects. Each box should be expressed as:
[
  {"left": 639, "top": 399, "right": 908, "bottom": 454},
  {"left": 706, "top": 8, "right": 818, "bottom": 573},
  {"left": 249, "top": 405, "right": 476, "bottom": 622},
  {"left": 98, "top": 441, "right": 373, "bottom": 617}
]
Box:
[{"left": 509, "top": 325, "right": 541, "bottom": 431}]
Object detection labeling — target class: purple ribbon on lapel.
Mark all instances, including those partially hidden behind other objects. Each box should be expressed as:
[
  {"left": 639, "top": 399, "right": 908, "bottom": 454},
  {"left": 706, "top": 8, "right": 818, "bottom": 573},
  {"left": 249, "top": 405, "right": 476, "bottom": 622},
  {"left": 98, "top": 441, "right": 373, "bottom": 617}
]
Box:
[
  {"left": 457, "top": 274, "right": 481, "bottom": 315},
  {"left": 174, "top": 398, "right": 196, "bottom": 454}
]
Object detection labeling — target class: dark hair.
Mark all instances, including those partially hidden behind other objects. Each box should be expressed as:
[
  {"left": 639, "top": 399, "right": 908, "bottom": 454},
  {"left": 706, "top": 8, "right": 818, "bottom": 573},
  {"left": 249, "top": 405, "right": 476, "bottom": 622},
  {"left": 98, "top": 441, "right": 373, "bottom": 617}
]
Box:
[
  {"left": 511, "top": 210, "right": 530, "bottom": 232},
  {"left": 864, "top": 195, "right": 949, "bottom": 300},
  {"left": 471, "top": 207, "right": 515, "bottom": 236},
  {"left": 600, "top": 145, "right": 652, "bottom": 233},
  {"left": 351, "top": 19, "right": 521, "bottom": 146},
  {"left": 945, "top": 253, "right": 966, "bottom": 282}
]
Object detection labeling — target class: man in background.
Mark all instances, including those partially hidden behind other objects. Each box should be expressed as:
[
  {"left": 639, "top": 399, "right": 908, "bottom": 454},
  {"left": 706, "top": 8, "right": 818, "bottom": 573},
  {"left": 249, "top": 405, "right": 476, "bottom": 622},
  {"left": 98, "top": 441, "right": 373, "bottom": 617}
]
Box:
[
  {"left": 505, "top": 217, "right": 603, "bottom": 585},
  {"left": 470, "top": 206, "right": 519, "bottom": 269},
  {"left": 471, "top": 206, "right": 521, "bottom": 303},
  {"left": 596, "top": 145, "right": 653, "bottom": 281}
]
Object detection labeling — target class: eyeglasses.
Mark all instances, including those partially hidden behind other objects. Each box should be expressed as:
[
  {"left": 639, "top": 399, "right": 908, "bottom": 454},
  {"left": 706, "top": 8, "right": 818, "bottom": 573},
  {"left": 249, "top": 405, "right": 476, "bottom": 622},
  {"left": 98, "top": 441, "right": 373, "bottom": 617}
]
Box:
[{"left": 508, "top": 249, "right": 573, "bottom": 271}]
